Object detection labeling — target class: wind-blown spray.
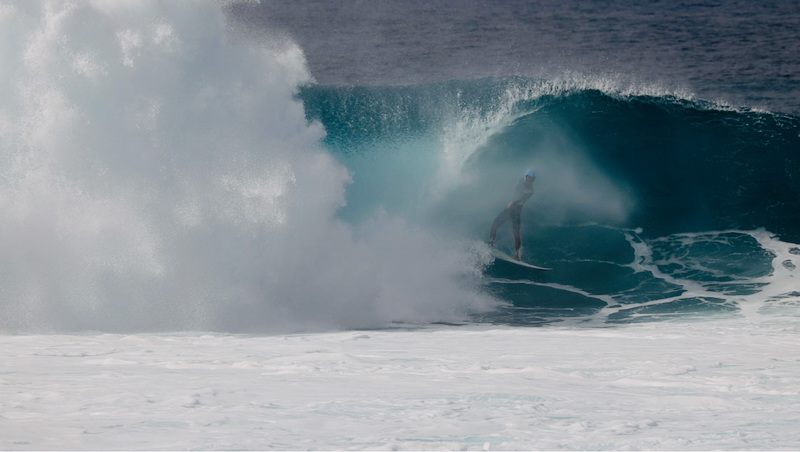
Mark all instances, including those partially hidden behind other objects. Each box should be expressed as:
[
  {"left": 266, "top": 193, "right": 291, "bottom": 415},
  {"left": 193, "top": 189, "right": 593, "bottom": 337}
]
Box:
[{"left": 0, "top": 0, "right": 494, "bottom": 333}]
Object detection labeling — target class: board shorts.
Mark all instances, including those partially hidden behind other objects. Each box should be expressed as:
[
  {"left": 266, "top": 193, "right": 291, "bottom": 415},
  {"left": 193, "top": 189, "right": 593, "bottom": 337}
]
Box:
[{"left": 493, "top": 206, "right": 522, "bottom": 233}]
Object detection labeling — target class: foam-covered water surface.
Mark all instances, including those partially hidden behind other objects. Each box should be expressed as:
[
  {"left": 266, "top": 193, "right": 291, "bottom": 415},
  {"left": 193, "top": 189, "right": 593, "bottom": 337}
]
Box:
[
  {"left": 476, "top": 227, "right": 800, "bottom": 326},
  {"left": 2, "top": 317, "right": 799, "bottom": 450}
]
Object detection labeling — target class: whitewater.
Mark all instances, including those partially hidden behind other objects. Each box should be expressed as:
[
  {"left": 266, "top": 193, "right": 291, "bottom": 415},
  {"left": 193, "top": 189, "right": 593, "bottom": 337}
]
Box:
[
  {"left": 3, "top": 320, "right": 800, "bottom": 450},
  {"left": 2, "top": 0, "right": 800, "bottom": 450}
]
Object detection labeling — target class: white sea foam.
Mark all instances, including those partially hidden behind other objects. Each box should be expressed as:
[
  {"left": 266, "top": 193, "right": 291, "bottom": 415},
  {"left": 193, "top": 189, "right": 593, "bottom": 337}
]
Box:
[
  {"left": 1, "top": 316, "right": 799, "bottom": 450},
  {"left": 617, "top": 229, "right": 800, "bottom": 319},
  {"left": 477, "top": 227, "right": 799, "bottom": 327},
  {"left": 0, "top": 0, "right": 494, "bottom": 333}
]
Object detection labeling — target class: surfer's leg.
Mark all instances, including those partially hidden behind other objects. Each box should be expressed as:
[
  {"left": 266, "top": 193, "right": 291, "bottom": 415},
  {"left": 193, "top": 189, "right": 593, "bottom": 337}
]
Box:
[
  {"left": 489, "top": 209, "right": 510, "bottom": 245},
  {"left": 511, "top": 209, "right": 522, "bottom": 259}
]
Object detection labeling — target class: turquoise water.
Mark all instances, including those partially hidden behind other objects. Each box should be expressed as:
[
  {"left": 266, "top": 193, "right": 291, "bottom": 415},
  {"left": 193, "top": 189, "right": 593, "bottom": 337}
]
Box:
[{"left": 299, "top": 79, "right": 800, "bottom": 324}]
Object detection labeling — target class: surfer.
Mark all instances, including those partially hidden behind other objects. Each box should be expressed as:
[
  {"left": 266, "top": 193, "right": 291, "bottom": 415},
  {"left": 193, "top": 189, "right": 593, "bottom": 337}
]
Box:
[{"left": 488, "top": 168, "right": 535, "bottom": 260}]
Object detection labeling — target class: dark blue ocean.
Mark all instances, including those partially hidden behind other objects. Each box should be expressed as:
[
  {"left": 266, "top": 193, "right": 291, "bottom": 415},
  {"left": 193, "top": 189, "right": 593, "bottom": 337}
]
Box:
[
  {"left": 228, "top": 1, "right": 800, "bottom": 326},
  {"left": 232, "top": 0, "right": 800, "bottom": 115}
]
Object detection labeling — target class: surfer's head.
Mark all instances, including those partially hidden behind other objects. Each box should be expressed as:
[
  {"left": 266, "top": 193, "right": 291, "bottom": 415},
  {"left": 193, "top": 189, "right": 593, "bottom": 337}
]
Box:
[{"left": 524, "top": 168, "right": 536, "bottom": 184}]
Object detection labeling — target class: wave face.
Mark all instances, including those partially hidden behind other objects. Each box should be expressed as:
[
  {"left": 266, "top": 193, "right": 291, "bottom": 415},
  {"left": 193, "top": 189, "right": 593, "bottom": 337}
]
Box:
[
  {"left": 299, "top": 78, "right": 800, "bottom": 324},
  {"left": 0, "top": 1, "right": 494, "bottom": 333}
]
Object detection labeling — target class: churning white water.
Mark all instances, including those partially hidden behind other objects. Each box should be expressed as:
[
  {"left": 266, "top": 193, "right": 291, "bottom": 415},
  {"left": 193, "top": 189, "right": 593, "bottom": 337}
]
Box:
[
  {"left": 2, "top": 317, "right": 800, "bottom": 450},
  {"left": 0, "top": 0, "right": 493, "bottom": 334}
]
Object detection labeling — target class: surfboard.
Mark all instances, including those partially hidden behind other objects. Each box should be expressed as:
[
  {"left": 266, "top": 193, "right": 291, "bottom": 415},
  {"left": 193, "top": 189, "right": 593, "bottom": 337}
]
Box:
[{"left": 490, "top": 248, "right": 552, "bottom": 271}]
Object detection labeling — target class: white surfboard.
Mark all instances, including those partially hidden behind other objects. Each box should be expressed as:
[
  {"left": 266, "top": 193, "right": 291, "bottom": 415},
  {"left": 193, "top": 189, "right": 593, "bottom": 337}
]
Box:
[{"left": 491, "top": 248, "right": 552, "bottom": 271}]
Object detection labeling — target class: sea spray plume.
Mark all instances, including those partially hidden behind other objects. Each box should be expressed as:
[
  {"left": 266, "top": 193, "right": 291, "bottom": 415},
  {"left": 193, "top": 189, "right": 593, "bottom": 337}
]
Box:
[
  {"left": 425, "top": 84, "right": 636, "bottom": 235},
  {"left": 0, "top": 0, "right": 494, "bottom": 333},
  {"left": 443, "top": 126, "right": 634, "bottom": 234},
  {"left": 516, "top": 126, "right": 634, "bottom": 226},
  {"left": 298, "top": 77, "right": 647, "bottom": 231},
  {"left": 432, "top": 74, "right": 694, "bottom": 200},
  {"left": 345, "top": 76, "right": 658, "bottom": 231}
]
